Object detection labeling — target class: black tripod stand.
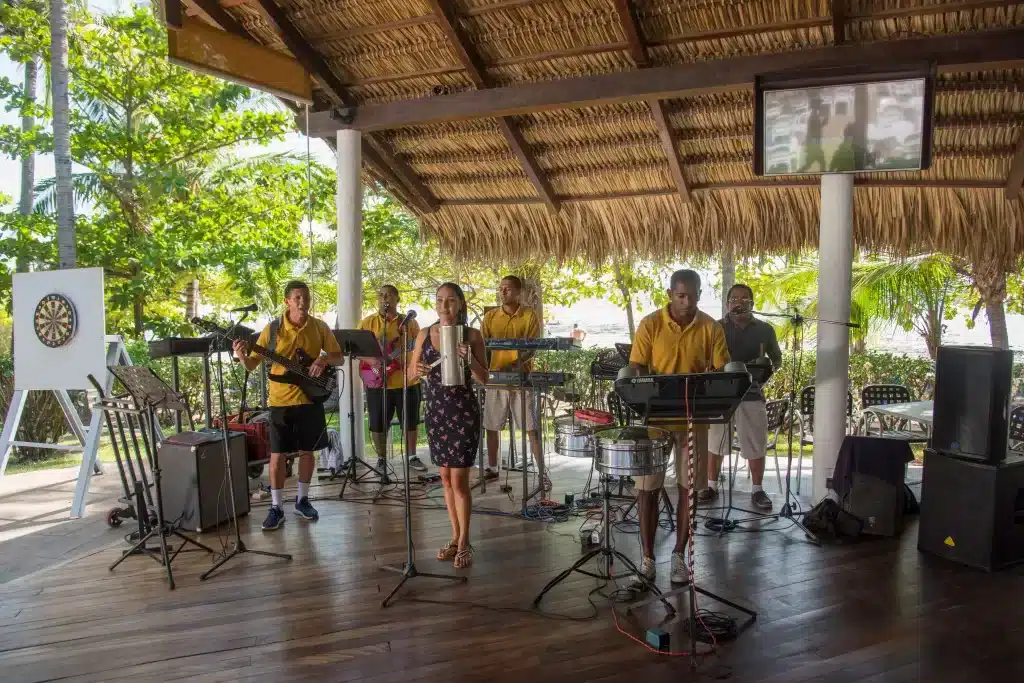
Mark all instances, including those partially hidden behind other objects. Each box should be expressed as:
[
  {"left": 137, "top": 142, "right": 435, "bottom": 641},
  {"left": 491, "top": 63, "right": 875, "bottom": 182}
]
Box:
[
  {"left": 751, "top": 310, "right": 859, "bottom": 544},
  {"left": 335, "top": 329, "right": 390, "bottom": 498},
  {"left": 380, "top": 332, "right": 465, "bottom": 606},
  {"left": 105, "top": 366, "right": 215, "bottom": 589},
  {"left": 200, "top": 322, "right": 292, "bottom": 580},
  {"left": 533, "top": 470, "right": 671, "bottom": 611}
]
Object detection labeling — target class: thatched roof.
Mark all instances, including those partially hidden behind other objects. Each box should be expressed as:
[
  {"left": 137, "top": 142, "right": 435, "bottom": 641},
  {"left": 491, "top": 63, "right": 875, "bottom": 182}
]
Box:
[{"left": 197, "top": 0, "right": 1024, "bottom": 264}]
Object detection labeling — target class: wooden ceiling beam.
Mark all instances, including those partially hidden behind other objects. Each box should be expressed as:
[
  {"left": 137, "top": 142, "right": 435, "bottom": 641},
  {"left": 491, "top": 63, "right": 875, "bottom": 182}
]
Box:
[
  {"left": 186, "top": 0, "right": 249, "bottom": 38},
  {"left": 424, "top": 0, "right": 560, "bottom": 213},
  {"left": 1006, "top": 133, "right": 1024, "bottom": 200},
  {"left": 613, "top": 0, "right": 649, "bottom": 68},
  {"left": 302, "top": 28, "right": 1024, "bottom": 134},
  {"left": 363, "top": 136, "right": 440, "bottom": 213},
  {"left": 832, "top": 0, "right": 846, "bottom": 45},
  {"left": 439, "top": 179, "right": 1009, "bottom": 205},
  {"left": 252, "top": 0, "right": 355, "bottom": 108}
]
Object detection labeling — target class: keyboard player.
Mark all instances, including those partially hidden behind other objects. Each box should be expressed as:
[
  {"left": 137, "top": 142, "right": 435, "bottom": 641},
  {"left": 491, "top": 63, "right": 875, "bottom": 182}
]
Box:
[
  {"left": 481, "top": 275, "right": 549, "bottom": 491},
  {"left": 627, "top": 269, "right": 729, "bottom": 586}
]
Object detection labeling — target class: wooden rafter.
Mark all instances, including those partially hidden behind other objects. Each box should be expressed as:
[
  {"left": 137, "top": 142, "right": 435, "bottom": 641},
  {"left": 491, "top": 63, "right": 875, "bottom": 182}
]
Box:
[
  {"left": 303, "top": 28, "right": 1024, "bottom": 134},
  {"left": 615, "top": 0, "right": 690, "bottom": 200},
  {"left": 363, "top": 136, "right": 440, "bottom": 214},
  {"left": 1007, "top": 133, "right": 1024, "bottom": 200},
  {"left": 424, "top": 0, "right": 560, "bottom": 213},
  {"left": 832, "top": 0, "right": 846, "bottom": 45},
  {"left": 186, "top": 0, "right": 248, "bottom": 38},
  {"left": 251, "top": 0, "right": 354, "bottom": 108},
  {"left": 613, "top": 0, "right": 649, "bottom": 68}
]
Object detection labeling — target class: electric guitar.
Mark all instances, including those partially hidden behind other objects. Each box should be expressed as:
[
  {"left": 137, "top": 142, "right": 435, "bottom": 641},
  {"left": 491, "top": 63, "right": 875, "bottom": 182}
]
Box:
[
  {"left": 191, "top": 318, "right": 336, "bottom": 404},
  {"left": 359, "top": 335, "right": 403, "bottom": 389}
]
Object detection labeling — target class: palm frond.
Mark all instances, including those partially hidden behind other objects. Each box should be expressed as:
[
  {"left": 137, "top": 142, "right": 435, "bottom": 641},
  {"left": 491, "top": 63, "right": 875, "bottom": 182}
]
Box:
[{"left": 33, "top": 172, "right": 104, "bottom": 214}]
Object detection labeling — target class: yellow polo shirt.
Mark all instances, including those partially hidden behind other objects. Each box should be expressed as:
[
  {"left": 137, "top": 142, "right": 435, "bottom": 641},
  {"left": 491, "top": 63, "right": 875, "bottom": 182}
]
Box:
[
  {"left": 251, "top": 314, "right": 342, "bottom": 407},
  {"left": 629, "top": 307, "right": 730, "bottom": 431},
  {"left": 357, "top": 313, "right": 421, "bottom": 389},
  {"left": 481, "top": 305, "right": 541, "bottom": 371}
]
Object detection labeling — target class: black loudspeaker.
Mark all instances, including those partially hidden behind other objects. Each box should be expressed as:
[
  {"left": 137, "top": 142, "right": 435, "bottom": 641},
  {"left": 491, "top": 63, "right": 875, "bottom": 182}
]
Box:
[
  {"left": 159, "top": 431, "right": 250, "bottom": 532},
  {"left": 918, "top": 449, "right": 1024, "bottom": 571},
  {"left": 932, "top": 345, "right": 1013, "bottom": 463},
  {"left": 845, "top": 472, "right": 906, "bottom": 537}
]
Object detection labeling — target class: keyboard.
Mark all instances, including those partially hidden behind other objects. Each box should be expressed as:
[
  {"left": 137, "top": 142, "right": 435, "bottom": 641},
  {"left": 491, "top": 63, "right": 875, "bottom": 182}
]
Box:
[
  {"left": 487, "top": 371, "right": 572, "bottom": 387},
  {"left": 613, "top": 372, "right": 751, "bottom": 424},
  {"left": 485, "top": 337, "right": 580, "bottom": 352}
]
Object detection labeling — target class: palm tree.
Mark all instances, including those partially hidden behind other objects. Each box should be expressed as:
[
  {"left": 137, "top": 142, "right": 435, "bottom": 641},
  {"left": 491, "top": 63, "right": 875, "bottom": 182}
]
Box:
[
  {"left": 746, "top": 253, "right": 967, "bottom": 359},
  {"left": 50, "top": 0, "right": 75, "bottom": 268}
]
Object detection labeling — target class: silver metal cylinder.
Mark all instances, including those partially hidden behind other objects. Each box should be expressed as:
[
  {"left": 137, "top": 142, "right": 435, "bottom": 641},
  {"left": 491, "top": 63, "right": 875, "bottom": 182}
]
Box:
[{"left": 439, "top": 324, "right": 465, "bottom": 386}]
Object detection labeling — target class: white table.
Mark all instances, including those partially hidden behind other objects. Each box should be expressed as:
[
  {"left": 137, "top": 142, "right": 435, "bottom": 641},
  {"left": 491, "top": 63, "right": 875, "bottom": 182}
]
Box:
[
  {"left": 865, "top": 400, "right": 934, "bottom": 426},
  {"left": 857, "top": 400, "right": 932, "bottom": 441}
]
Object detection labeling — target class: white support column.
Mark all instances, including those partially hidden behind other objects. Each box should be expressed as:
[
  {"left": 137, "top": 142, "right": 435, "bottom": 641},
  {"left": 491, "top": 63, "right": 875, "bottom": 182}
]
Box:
[
  {"left": 336, "top": 129, "right": 365, "bottom": 462},
  {"left": 812, "top": 174, "right": 854, "bottom": 502}
]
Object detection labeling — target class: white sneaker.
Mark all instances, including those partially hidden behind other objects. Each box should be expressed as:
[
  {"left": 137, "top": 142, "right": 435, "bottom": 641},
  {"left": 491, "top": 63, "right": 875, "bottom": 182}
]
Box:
[
  {"left": 670, "top": 551, "right": 689, "bottom": 585},
  {"left": 638, "top": 556, "right": 656, "bottom": 582}
]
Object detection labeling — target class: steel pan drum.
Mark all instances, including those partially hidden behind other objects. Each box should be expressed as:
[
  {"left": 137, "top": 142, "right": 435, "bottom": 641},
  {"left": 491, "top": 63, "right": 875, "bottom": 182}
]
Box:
[
  {"left": 554, "top": 415, "right": 597, "bottom": 458},
  {"left": 594, "top": 426, "right": 671, "bottom": 476}
]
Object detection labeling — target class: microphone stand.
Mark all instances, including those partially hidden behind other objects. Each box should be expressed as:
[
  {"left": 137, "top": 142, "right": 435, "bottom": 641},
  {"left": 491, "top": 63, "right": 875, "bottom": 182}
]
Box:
[
  {"left": 747, "top": 309, "right": 858, "bottom": 545},
  {"left": 200, "top": 311, "right": 293, "bottom": 581},
  {"left": 380, "top": 324, "right": 465, "bottom": 606},
  {"left": 376, "top": 306, "right": 392, "bottom": 490}
]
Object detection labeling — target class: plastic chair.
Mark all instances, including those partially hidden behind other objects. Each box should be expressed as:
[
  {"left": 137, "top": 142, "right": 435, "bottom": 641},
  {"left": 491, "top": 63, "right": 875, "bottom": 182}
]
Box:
[
  {"left": 728, "top": 398, "right": 789, "bottom": 493},
  {"left": 795, "top": 387, "right": 854, "bottom": 494},
  {"left": 1009, "top": 405, "right": 1024, "bottom": 452},
  {"left": 858, "top": 384, "right": 929, "bottom": 443}
]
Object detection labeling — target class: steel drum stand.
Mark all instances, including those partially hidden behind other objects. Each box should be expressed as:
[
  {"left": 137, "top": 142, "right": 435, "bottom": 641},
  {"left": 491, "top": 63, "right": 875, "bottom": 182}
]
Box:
[
  {"left": 533, "top": 470, "right": 674, "bottom": 614},
  {"left": 627, "top": 388, "right": 757, "bottom": 659}
]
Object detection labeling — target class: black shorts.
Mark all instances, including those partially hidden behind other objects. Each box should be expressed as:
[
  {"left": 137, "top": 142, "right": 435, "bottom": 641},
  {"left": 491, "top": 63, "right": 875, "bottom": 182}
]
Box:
[
  {"left": 269, "top": 403, "right": 328, "bottom": 454},
  {"left": 367, "top": 385, "right": 422, "bottom": 433}
]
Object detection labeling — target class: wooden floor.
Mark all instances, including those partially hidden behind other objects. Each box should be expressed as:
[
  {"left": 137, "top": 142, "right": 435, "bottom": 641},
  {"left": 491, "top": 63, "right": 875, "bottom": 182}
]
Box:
[{"left": 0, "top": 462, "right": 1022, "bottom": 683}]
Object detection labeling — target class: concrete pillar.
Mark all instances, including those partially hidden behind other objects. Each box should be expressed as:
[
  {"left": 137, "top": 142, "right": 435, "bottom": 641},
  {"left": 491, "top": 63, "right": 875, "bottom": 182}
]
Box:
[
  {"left": 336, "top": 129, "right": 365, "bottom": 460},
  {"left": 812, "top": 174, "right": 854, "bottom": 501}
]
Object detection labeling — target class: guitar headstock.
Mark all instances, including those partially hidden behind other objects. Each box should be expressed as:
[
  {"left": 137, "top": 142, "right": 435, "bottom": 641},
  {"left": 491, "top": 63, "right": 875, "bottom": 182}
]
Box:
[{"left": 191, "top": 317, "right": 228, "bottom": 336}]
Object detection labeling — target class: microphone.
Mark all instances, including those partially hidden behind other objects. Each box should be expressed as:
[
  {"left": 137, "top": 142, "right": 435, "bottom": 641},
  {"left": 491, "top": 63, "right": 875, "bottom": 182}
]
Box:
[
  {"left": 398, "top": 309, "right": 417, "bottom": 329},
  {"left": 230, "top": 303, "right": 258, "bottom": 313}
]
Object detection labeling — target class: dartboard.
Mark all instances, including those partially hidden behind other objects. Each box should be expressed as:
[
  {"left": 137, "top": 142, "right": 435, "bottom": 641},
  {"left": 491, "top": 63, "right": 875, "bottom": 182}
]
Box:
[{"left": 34, "top": 293, "right": 77, "bottom": 348}]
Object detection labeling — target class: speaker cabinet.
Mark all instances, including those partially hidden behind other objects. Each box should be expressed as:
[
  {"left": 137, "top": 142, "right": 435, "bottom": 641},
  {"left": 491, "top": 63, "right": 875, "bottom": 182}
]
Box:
[
  {"left": 932, "top": 345, "right": 1013, "bottom": 463},
  {"left": 918, "top": 449, "right": 1024, "bottom": 571},
  {"left": 159, "top": 431, "right": 250, "bottom": 533}
]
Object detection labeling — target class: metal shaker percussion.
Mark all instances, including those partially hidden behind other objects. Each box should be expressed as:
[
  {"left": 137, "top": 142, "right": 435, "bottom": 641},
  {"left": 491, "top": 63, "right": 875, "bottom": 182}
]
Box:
[{"left": 439, "top": 324, "right": 465, "bottom": 386}]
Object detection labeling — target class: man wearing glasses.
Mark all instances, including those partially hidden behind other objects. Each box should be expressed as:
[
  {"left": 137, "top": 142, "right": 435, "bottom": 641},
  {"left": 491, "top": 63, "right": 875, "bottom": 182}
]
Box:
[{"left": 704, "top": 284, "right": 783, "bottom": 510}]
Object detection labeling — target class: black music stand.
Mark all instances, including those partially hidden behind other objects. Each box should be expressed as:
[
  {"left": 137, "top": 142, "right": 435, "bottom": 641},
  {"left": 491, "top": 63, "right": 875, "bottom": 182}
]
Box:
[
  {"left": 105, "top": 366, "right": 216, "bottom": 589},
  {"left": 200, "top": 325, "right": 293, "bottom": 582},
  {"left": 704, "top": 363, "right": 778, "bottom": 534},
  {"left": 334, "top": 329, "right": 389, "bottom": 498},
  {"left": 619, "top": 372, "right": 758, "bottom": 658}
]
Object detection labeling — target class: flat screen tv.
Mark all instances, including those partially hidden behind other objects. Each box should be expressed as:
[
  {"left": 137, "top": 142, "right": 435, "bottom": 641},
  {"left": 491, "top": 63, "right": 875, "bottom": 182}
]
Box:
[{"left": 754, "top": 65, "right": 935, "bottom": 177}]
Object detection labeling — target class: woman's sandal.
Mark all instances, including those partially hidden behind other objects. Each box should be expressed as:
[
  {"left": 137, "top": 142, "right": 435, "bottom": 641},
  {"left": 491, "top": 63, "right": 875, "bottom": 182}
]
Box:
[
  {"left": 437, "top": 541, "right": 458, "bottom": 561},
  {"left": 454, "top": 547, "right": 473, "bottom": 569}
]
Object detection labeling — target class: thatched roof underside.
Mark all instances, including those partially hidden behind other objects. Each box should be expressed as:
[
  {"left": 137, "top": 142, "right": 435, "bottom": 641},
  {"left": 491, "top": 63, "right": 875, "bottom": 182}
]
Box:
[{"left": 214, "top": 0, "right": 1024, "bottom": 263}]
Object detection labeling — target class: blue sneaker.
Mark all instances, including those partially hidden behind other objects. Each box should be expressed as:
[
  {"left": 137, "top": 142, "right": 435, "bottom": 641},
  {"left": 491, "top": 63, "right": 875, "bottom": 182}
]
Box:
[
  {"left": 294, "top": 497, "right": 319, "bottom": 521},
  {"left": 262, "top": 506, "right": 285, "bottom": 531}
]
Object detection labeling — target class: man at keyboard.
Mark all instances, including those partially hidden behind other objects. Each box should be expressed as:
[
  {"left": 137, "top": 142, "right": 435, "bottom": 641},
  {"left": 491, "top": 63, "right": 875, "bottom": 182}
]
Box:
[
  {"left": 481, "top": 275, "right": 549, "bottom": 490},
  {"left": 628, "top": 269, "right": 729, "bottom": 585}
]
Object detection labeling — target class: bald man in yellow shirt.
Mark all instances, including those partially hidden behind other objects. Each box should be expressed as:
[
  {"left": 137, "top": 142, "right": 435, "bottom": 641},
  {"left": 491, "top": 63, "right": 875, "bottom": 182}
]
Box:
[{"left": 628, "top": 270, "right": 729, "bottom": 587}]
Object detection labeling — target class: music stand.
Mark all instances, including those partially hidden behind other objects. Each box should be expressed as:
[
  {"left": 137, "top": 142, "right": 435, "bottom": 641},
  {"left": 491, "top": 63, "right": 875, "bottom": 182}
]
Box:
[
  {"left": 106, "top": 366, "right": 215, "bottom": 589},
  {"left": 618, "top": 373, "right": 758, "bottom": 658},
  {"left": 334, "top": 329, "right": 389, "bottom": 499}
]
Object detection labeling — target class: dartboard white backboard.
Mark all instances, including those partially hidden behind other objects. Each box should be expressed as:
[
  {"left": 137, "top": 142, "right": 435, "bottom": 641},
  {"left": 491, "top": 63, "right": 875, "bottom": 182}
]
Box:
[{"left": 13, "top": 268, "right": 106, "bottom": 391}]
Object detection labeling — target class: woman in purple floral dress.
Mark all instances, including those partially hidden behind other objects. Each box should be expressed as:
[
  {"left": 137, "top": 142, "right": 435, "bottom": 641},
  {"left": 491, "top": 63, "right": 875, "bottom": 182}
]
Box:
[{"left": 408, "top": 283, "right": 488, "bottom": 568}]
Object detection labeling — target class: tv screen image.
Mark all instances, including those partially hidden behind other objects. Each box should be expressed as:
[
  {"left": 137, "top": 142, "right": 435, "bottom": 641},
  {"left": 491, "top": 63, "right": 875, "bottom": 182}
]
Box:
[{"left": 760, "top": 78, "right": 927, "bottom": 176}]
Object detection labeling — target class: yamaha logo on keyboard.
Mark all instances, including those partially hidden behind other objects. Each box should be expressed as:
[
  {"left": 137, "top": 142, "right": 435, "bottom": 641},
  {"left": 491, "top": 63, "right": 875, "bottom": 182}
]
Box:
[{"left": 632, "top": 377, "right": 654, "bottom": 384}]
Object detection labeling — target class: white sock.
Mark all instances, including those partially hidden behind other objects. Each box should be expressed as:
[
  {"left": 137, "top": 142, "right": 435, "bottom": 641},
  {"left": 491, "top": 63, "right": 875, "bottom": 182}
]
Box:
[
  {"left": 297, "top": 481, "right": 309, "bottom": 502},
  {"left": 708, "top": 479, "right": 720, "bottom": 491},
  {"left": 752, "top": 484, "right": 763, "bottom": 494},
  {"left": 271, "top": 488, "right": 282, "bottom": 508}
]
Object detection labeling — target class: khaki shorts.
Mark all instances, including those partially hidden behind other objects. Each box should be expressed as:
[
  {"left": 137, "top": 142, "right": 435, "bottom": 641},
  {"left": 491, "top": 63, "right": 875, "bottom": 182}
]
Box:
[
  {"left": 633, "top": 426, "right": 708, "bottom": 491},
  {"left": 482, "top": 388, "right": 538, "bottom": 432},
  {"left": 708, "top": 400, "right": 768, "bottom": 461}
]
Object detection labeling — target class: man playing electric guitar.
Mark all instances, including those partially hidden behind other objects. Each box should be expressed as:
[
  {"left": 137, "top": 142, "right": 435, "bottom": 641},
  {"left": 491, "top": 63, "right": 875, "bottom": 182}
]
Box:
[
  {"left": 233, "top": 280, "right": 343, "bottom": 530},
  {"left": 358, "top": 285, "right": 427, "bottom": 473}
]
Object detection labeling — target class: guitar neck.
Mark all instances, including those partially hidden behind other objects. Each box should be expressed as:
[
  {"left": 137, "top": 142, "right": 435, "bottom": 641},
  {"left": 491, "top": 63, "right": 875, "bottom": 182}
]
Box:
[{"left": 249, "top": 343, "right": 308, "bottom": 375}]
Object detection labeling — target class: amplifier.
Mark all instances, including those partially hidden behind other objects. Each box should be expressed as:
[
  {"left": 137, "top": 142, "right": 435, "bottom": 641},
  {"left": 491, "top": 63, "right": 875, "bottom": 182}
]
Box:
[
  {"left": 918, "top": 449, "right": 1024, "bottom": 571},
  {"left": 844, "top": 472, "right": 905, "bottom": 537},
  {"left": 932, "top": 345, "right": 1013, "bottom": 463},
  {"left": 159, "top": 431, "right": 250, "bottom": 533}
]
